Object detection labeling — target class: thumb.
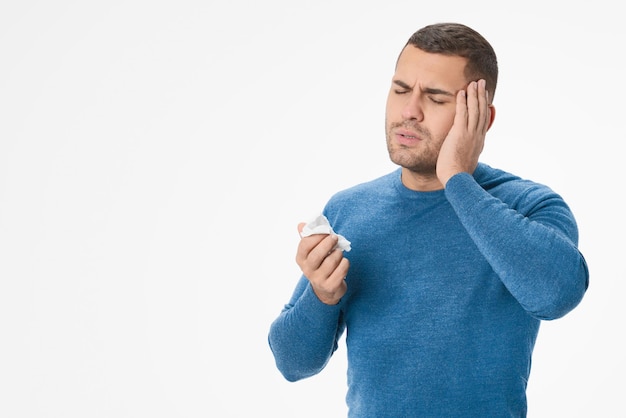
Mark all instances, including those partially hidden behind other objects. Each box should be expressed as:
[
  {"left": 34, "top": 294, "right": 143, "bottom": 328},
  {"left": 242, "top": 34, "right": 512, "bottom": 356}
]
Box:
[{"left": 297, "top": 222, "right": 306, "bottom": 236}]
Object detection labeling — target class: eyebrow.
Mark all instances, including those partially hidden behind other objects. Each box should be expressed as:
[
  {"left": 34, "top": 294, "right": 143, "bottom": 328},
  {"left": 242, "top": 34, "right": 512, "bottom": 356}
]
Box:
[{"left": 393, "top": 79, "right": 455, "bottom": 97}]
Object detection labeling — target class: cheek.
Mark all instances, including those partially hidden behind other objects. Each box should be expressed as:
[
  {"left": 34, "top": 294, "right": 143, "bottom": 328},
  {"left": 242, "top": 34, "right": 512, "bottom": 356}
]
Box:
[
  {"left": 384, "top": 105, "right": 394, "bottom": 128},
  {"left": 428, "top": 108, "right": 456, "bottom": 138},
  {"left": 385, "top": 97, "right": 403, "bottom": 122},
  {"left": 384, "top": 95, "right": 393, "bottom": 115}
]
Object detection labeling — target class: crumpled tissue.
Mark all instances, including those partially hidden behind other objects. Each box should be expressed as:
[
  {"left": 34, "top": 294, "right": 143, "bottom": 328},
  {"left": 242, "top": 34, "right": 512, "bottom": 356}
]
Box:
[{"left": 301, "top": 214, "right": 351, "bottom": 252}]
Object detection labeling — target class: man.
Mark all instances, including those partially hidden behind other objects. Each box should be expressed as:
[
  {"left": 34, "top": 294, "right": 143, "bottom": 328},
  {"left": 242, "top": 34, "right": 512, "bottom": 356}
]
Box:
[{"left": 268, "top": 22, "right": 589, "bottom": 417}]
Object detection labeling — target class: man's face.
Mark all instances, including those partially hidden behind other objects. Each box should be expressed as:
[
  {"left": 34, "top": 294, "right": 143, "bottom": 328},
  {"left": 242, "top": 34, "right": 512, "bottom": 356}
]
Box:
[{"left": 385, "top": 46, "right": 469, "bottom": 176}]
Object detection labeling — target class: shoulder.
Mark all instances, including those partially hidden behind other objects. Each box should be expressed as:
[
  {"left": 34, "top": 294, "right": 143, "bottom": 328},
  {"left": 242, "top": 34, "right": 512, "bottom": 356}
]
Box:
[
  {"left": 474, "top": 163, "right": 570, "bottom": 214},
  {"left": 329, "top": 169, "right": 400, "bottom": 203},
  {"left": 322, "top": 169, "right": 400, "bottom": 223}
]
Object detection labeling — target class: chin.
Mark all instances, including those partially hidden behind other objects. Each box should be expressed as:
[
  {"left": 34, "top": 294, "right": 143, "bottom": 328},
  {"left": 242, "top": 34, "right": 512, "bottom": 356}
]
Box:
[{"left": 388, "top": 152, "right": 414, "bottom": 169}]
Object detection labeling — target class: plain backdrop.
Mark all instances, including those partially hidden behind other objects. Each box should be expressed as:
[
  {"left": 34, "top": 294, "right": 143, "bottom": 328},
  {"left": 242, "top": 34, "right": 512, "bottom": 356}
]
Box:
[{"left": 1, "top": 1, "right": 623, "bottom": 417}]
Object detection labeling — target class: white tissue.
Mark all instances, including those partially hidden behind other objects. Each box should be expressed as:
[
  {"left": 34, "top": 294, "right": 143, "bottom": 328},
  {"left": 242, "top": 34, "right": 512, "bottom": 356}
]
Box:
[{"left": 301, "top": 214, "right": 351, "bottom": 252}]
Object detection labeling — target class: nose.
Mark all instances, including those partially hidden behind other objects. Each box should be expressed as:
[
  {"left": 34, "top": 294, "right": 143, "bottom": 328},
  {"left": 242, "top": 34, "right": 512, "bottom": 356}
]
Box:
[{"left": 401, "top": 92, "right": 424, "bottom": 122}]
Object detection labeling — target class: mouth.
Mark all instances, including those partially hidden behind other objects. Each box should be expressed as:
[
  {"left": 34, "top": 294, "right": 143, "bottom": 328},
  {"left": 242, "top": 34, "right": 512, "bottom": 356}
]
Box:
[{"left": 394, "top": 129, "right": 422, "bottom": 145}]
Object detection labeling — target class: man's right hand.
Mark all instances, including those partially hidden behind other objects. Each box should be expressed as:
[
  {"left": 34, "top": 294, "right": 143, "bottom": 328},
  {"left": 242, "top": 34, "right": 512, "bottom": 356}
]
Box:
[{"left": 295, "top": 223, "right": 350, "bottom": 305}]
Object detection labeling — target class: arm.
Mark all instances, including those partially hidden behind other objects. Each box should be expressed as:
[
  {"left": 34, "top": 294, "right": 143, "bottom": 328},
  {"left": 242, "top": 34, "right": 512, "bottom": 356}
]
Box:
[
  {"left": 445, "top": 173, "right": 589, "bottom": 319},
  {"left": 268, "top": 224, "right": 350, "bottom": 381},
  {"left": 437, "top": 79, "right": 588, "bottom": 319},
  {"left": 268, "top": 278, "right": 346, "bottom": 381}
]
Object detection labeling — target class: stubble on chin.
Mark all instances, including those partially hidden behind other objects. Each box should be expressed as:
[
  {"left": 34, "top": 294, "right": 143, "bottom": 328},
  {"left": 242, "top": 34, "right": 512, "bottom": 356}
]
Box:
[{"left": 385, "top": 123, "right": 438, "bottom": 175}]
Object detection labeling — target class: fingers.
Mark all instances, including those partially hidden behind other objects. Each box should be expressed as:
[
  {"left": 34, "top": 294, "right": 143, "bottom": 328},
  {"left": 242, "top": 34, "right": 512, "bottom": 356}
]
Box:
[
  {"left": 296, "top": 233, "right": 340, "bottom": 274},
  {"left": 309, "top": 250, "right": 349, "bottom": 305},
  {"left": 315, "top": 247, "right": 348, "bottom": 283},
  {"left": 295, "top": 228, "right": 350, "bottom": 305},
  {"left": 466, "top": 80, "right": 479, "bottom": 130},
  {"left": 454, "top": 87, "right": 468, "bottom": 129},
  {"left": 476, "top": 79, "right": 490, "bottom": 135},
  {"left": 437, "top": 80, "right": 490, "bottom": 185},
  {"left": 323, "top": 254, "right": 349, "bottom": 291},
  {"left": 465, "top": 79, "right": 490, "bottom": 135}
]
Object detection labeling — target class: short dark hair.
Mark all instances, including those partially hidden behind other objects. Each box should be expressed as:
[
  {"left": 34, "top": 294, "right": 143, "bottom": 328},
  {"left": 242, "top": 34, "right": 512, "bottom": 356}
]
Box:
[{"left": 403, "top": 23, "right": 498, "bottom": 101}]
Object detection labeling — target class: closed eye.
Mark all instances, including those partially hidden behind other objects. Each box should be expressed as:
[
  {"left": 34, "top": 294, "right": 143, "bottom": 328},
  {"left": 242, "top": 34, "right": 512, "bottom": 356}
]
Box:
[
  {"left": 429, "top": 96, "right": 445, "bottom": 104},
  {"left": 392, "top": 80, "right": 412, "bottom": 95},
  {"left": 424, "top": 87, "right": 454, "bottom": 105}
]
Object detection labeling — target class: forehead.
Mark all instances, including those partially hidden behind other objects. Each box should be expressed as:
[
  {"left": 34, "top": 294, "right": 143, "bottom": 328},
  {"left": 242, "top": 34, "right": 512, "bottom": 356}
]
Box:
[{"left": 395, "top": 46, "right": 469, "bottom": 88}]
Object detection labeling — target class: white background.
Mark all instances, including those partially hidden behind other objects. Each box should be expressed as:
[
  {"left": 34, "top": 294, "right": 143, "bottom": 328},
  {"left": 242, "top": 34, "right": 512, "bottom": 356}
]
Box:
[{"left": 1, "top": 1, "right": 623, "bottom": 417}]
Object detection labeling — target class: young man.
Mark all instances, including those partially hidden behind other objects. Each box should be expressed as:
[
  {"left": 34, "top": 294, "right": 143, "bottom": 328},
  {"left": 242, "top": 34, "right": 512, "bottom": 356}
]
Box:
[{"left": 268, "top": 22, "right": 589, "bottom": 417}]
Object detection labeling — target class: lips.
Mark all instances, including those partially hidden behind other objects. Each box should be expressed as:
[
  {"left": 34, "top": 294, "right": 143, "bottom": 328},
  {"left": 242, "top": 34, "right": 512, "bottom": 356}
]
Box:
[{"left": 394, "top": 128, "right": 421, "bottom": 145}]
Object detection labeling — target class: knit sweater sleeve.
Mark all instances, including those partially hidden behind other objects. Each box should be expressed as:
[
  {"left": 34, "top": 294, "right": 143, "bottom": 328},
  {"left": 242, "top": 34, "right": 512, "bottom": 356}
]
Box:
[
  {"left": 444, "top": 172, "right": 589, "bottom": 320},
  {"left": 268, "top": 276, "right": 346, "bottom": 381}
]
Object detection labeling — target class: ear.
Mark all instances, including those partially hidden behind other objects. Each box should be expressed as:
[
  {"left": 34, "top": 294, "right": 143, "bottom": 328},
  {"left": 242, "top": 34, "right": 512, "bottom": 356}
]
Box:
[{"left": 487, "top": 105, "right": 496, "bottom": 131}]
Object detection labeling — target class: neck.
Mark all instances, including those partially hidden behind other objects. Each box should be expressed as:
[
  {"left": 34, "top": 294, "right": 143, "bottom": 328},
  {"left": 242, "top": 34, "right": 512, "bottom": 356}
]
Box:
[{"left": 400, "top": 168, "right": 444, "bottom": 191}]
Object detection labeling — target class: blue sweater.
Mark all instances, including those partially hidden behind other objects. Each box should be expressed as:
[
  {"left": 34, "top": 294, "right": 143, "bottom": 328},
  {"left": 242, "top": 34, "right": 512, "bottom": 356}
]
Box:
[{"left": 268, "top": 164, "right": 589, "bottom": 417}]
